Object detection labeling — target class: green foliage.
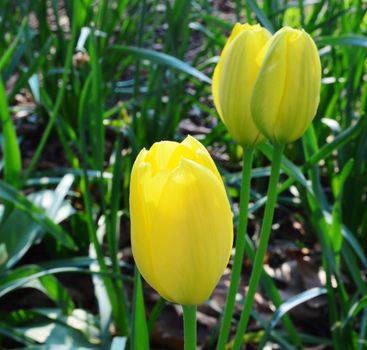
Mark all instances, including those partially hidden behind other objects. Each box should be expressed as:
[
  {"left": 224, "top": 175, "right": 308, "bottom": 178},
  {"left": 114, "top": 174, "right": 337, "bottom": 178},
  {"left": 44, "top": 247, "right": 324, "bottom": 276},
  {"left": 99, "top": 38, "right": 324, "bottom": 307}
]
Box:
[{"left": 0, "top": 0, "right": 366, "bottom": 349}]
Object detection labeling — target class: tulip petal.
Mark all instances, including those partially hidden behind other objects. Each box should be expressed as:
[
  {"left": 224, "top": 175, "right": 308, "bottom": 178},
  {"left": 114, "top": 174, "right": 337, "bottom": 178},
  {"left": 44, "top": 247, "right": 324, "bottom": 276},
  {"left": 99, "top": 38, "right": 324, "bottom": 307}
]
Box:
[
  {"left": 212, "top": 23, "right": 249, "bottom": 120},
  {"left": 130, "top": 161, "right": 172, "bottom": 296},
  {"left": 212, "top": 24, "right": 271, "bottom": 146},
  {"left": 251, "top": 27, "right": 321, "bottom": 144},
  {"left": 145, "top": 141, "right": 180, "bottom": 173},
  {"left": 275, "top": 30, "right": 321, "bottom": 142},
  {"left": 251, "top": 31, "right": 288, "bottom": 142},
  {"left": 135, "top": 159, "right": 233, "bottom": 305},
  {"left": 130, "top": 138, "right": 233, "bottom": 306},
  {"left": 181, "top": 135, "right": 222, "bottom": 182}
]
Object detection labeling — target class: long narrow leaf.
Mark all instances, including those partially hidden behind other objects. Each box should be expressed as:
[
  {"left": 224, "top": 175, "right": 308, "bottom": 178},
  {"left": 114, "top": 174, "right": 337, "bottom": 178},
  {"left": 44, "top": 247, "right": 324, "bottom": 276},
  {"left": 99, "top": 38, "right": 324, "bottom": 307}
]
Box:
[
  {"left": 0, "top": 18, "right": 28, "bottom": 73},
  {"left": 0, "top": 181, "right": 76, "bottom": 249},
  {"left": 259, "top": 288, "right": 327, "bottom": 347},
  {"left": 317, "top": 34, "right": 367, "bottom": 48},
  {"left": 131, "top": 269, "right": 149, "bottom": 350},
  {"left": 111, "top": 45, "right": 211, "bottom": 84},
  {"left": 0, "top": 78, "right": 21, "bottom": 188}
]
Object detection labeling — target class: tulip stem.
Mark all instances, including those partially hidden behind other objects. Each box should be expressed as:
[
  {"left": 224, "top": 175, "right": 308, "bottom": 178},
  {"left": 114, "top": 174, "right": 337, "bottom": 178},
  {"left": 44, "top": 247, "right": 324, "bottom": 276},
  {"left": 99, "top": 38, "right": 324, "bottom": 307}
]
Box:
[
  {"left": 216, "top": 147, "right": 254, "bottom": 350},
  {"left": 232, "top": 143, "right": 285, "bottom": 350},
  {"left": 183, "top": 305, "right": 197, "bottom": 350}
]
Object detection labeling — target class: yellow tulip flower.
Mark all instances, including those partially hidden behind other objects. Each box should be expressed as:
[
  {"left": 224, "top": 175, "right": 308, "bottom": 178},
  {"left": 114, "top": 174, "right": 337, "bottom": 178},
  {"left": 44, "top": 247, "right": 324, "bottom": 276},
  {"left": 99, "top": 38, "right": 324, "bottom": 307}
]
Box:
[
  {"left": 251, "top": 26, "right": 321, "bottom": 144},
  {"left": 130, "top": 136, "right": 233, "bottom": 305},
  {"left": 212, "top": 23, "right": 271, "bottom": 147}
]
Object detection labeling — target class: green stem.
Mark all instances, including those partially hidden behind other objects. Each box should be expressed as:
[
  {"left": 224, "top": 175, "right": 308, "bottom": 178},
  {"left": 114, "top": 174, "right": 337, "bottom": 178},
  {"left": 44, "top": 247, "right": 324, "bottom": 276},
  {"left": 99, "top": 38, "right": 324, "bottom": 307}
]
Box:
[
  {"left": 216, "top": 147, "right": 254, "bottom": 350},
  {"left": 232, "top": 144, "right": 285, "bottom": 350},
  {"left": 183, "top": 305, "right": 197, "bottom": 350}
]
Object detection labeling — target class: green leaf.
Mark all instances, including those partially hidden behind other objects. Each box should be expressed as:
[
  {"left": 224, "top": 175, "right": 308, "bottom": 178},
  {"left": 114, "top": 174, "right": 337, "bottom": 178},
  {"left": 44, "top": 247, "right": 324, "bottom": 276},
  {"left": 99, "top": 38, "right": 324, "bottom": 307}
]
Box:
[
  {"left": 0, "top": 174, "right": 75, "bottom": 268},
  {"left": 131, "top": 269, "right": 149, "bottom": 350},
  {"left": 0, "top": 244, "right": 7, "bottom": 265},
  {"left": 0, "top": 180, "right": 76, "bottom": 250},
  {"left": 341, "top": 223, "right": 367, "bottom": 269},
  {"left": 317, "top": 34, "right": 367, "bottom": 48},
  {"left": 110, "top": 45, "right": 211, "bottom": 84},
  {"left": 258, "top": 143, "right": 314, "bottom": 197},
  {"left": 110, "top": 337, "right": 128, "bottom": 350},
  {"left": 147, "top": 298, "right": 165, "bottom": 333},
  {"left": 0, "top": 266, "right": 88, "bottom": 299},
  {"left": 0, "top": 18, "right": 28, "bottom": 73},
  {"left": 343, "top": 295, "right": 367, "bottom": 328},
  {"left": 88, "top": 30, "right": 105, "bottom": 171},
  {"left": 0, "top": 321, "right": 36, "bottom": 346},
  {"left": 306, "top": 118, "right": 365, "bottom": 171},
  {"left": 330, "top": 159, "right": 354, "bottom": 266},
  {"left": 259, "top": 288, "right": 327, "bottom": 347},
  {"left": 32, "top": 308, "right": 100, "bottom": 343},
  {"left": 0, "top": 265, "right": 75, "bottom": 312},
  {"left": 271, "top": 288, "right": 327, "bottom": 329},
  {"left": 0, "top": 77, "right": 22, "bottom": 188},
  {"left": 247, "top": 0, "right": 275, "bottom": 33},
  {"left": 9, "top": 37, "right": 53, "bottom": 101},
  {"left": 14, "top": 322, "right": 98, "bottom": 348}
]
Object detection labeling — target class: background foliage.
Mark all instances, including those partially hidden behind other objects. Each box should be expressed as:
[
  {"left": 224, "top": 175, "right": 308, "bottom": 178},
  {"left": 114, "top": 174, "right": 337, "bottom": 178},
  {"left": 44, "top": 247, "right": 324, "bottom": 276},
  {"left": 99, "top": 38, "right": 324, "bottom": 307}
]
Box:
[{"left": 0, "top": 0, "right": 366, "bottom": 349}]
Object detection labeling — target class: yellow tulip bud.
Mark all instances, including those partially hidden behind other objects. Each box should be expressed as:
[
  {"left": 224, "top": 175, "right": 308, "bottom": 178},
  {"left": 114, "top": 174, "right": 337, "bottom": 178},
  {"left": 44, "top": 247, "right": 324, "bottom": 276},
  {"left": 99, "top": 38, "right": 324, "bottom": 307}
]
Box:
[
  {"left": 212, "top": 23, "right": 271, "bottom": 147},
  {"left": 251, "top": 26, "right": 321, "bottom": 144},
  {"left": 130, "top": 136, "right": 233, "bottom": 305}
]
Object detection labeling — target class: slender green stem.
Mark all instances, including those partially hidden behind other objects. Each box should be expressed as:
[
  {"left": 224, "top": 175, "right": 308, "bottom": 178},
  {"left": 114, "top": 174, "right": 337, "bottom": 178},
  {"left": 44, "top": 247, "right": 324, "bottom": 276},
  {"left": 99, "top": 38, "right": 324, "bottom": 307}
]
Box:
[
  {"left": 183, "top": 305, "right": 197, "bottom": 350},
  {"left": 232, "top": 144, "right": 285, "bottom": 350},
  {"left": 216, "top": 147, "right": 254, "bottom": 350}
]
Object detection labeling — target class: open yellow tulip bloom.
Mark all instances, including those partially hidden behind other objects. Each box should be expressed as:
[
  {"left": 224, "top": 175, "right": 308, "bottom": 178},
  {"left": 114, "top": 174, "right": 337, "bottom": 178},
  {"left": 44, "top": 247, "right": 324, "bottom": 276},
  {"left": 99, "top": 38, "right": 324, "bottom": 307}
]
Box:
[
  {"left": 212, "top": 23, "right": 271, "bottom": 147},
  {"left": 130, "top": 136, "right": 233, "bottom": 305},
  {"left": 251, "top": 26, "right": 321, "bottom": 144}
]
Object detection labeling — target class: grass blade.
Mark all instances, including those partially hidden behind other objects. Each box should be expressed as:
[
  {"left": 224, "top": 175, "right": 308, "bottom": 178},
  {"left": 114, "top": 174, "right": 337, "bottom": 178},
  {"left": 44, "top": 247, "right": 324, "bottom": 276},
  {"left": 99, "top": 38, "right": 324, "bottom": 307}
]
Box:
[
  {"left": 0, "top": 18, "right": 28, "bottom": 73},
  {"left": 317, "top": 34, "right": 367, "bottom": 48},
  {"left": 131, "top": 269, "right": 149, "bottom": 350},
  {"left": 246, "top": 0, "right": 275, "bottom": 33},
  {"left": 259, "top": 288, "right": 327, "bottom": 347},
  {"left": 0, "top": 180, "right": 76, "bottom": 250},
  {"left": 0, "top": 78, "right": 21, "bottom": 188},
  {"left": 111, "top": 46, "right": 211, "bottom": 84}
]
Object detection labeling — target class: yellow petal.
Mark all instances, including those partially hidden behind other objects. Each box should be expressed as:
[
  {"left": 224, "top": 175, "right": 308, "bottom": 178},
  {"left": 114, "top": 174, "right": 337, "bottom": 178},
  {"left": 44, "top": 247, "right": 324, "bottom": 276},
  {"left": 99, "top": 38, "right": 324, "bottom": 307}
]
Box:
[
  {"left": 251, "top": 27, "right": 321, "bottom": 143},
  {"left": 145, "top": 141, "right": 180, "bottom": 173},
  {"left": 181, "top": 135, "right": 222, "bottom": 182},
  {"left": 212, "top": 24, "right": 271, "bottom": 147},
  {"left": 145, "top": 159, "right": 233, "bottom": 305},
  {"left": 130, "top": 159, "right": 171, "bottom": 295},
  {"left": 130, "top": 138, "right": 233, "bottom": 305},
  {"left": 251, "top": 30, "right": 288, "bottom": 142},
  {"left": 274, "top": 29, "right": 320, "bottom": 142}
]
